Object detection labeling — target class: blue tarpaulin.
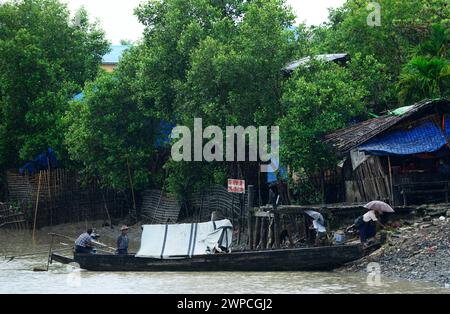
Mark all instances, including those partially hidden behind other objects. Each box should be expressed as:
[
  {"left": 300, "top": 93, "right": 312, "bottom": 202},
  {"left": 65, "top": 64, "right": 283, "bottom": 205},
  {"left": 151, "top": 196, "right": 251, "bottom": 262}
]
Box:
[
  {"left": 446, "top": 114, "right": 450, "bottom": 138},
  {"left": 155, "top": 120, "right": 175, "bottom": 148},
  {"left": 20, "top": 148, "right": 59, "bottom": 175},
  {"left": 359, "top": 119, "right": 449, "bottom": 156},
  {"left": 267, "top": 164, "right": 288, "bottom": 184},
  {"left": 266, "top": 150, "right": 288, "bottom": 183}
]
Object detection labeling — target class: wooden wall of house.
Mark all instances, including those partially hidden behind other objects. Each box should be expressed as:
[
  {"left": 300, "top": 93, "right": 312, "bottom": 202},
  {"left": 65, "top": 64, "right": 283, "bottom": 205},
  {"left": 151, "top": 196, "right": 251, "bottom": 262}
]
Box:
[
  {"left": 309, "top": 169, "right": 345, "bottom": 204},
  {"left": 344, "top": 156, "right": 391, "bottom": 203}
]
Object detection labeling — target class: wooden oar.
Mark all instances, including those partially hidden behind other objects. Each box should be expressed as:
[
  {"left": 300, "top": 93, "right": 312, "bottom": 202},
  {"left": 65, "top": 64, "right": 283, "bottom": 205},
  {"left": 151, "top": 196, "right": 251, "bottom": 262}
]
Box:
[
  {"left": 47, "top": 232, "right": 118, "bottom": 256},
  {"left": 4, "top": 247, "right": 72, "bottom": 261},
  {"left": 48, "top": 233, "right": 75, "bottom": 241},
  {"left": 92, "top": 240, "right": 116, "bottom": 252},
  {"left": 49, "top": 233, "right": 115, "bottom": 250}
]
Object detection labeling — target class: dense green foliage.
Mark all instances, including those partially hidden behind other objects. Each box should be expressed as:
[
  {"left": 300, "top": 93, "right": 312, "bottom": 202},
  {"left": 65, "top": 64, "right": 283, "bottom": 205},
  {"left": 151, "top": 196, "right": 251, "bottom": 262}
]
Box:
[
  {"left": 0, "top": 0, "right": 109, "bottom": 169},
  {"left": 1, "top": 0, "right": 448, "bottom": 203},
  {"left": 398, "top": 23, "right": 450, "bottom": 104},
  {"left": 279, "top": 61, "right": 366, "bottom": 174},
  {"left": 282, "top": 0, "right": 448, "bottom": 201},
  {"left": 309, "top": 0, "right": 449, "bottom": 110},
  {"left": 64, "top": 46, "right": 167, "bottom": 190}
]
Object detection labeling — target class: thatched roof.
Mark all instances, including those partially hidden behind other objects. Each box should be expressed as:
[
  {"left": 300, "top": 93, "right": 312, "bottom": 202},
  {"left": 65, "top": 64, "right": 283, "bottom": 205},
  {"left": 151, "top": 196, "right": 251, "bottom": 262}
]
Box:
[{"left": 325, "top": 99, "right": 450, "bottom": 157}]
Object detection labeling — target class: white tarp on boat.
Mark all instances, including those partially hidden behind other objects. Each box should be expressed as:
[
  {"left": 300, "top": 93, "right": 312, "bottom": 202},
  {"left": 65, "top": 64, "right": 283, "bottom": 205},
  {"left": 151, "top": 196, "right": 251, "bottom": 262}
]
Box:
[{"left": 136, "top": 219, "right": 233, "bottom": 259}]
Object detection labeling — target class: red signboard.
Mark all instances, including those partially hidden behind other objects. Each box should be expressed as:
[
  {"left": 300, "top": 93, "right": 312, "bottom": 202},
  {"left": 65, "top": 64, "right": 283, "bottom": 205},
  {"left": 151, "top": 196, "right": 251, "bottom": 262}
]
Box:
[{"left": 228, "top": 179, "right": 246, "bottom": 194}]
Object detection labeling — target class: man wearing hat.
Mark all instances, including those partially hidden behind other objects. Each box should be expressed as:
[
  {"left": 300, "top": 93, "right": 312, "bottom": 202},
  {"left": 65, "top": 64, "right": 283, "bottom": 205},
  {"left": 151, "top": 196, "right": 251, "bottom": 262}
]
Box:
[{"left": 117, "top": 226, "right": 129, "bottom": 255}]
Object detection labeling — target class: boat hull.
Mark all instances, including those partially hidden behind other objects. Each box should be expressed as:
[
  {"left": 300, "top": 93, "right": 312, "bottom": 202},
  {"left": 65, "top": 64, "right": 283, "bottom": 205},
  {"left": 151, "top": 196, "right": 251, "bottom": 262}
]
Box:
[{"left": 52, "top": 244, "right": 377, "bottom": 272}]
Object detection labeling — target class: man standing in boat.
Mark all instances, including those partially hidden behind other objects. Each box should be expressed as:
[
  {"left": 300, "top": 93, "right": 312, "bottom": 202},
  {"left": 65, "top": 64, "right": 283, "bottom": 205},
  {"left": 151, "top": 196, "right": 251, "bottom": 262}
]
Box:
[
  {"left": 74, "top": 228, "right": 95, "bottom": 254},
  {"left": 117, "top": 226, "right": 129, "bottom": 255}
]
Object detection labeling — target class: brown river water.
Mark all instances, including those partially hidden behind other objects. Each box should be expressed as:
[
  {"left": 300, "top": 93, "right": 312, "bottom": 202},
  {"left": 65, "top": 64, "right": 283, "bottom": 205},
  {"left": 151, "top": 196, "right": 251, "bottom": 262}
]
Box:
[{"left": 0, "top": 230, "right": 448, "bottom": 294}]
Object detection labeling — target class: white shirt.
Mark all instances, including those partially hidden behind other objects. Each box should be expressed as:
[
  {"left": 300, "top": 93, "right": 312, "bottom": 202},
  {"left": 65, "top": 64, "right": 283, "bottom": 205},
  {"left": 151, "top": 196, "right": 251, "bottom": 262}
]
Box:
[
  {"left": 363, "top": 210, "right": 378, "bottom": 222},
  {"left": 313, "top": 220, "right": 327, "bottom": 233}
]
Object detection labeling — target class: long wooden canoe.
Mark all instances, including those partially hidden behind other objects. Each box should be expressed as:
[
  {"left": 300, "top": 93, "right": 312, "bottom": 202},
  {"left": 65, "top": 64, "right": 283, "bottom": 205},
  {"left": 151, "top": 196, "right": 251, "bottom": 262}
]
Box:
[{"left": 51, "top": 243, "right": 379, "bottom": 272}]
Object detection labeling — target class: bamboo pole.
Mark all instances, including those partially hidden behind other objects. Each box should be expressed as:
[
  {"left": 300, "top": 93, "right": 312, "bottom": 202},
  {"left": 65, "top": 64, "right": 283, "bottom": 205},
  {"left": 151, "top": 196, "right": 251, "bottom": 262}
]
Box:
[
  {"left": 32, "top": 171, "right": 43, "bottom": 243},
  {"left": 101, "top": 191, "right": 112, "bottom": 227},
  {"left": 47, "top": 158, "right": 52, "bottom": 226},
  {"left": 127, "top": 157, "right": 137, "bottom": 213}
]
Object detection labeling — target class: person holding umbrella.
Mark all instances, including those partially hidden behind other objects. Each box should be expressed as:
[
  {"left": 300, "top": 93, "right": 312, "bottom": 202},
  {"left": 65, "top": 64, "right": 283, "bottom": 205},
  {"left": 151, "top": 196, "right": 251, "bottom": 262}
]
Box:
[
  {"left": 305, "top": 210, "right": 328, "bottom": 246},
  {"left": 357, "top": 201, "right": 394, "bottom": 245}
]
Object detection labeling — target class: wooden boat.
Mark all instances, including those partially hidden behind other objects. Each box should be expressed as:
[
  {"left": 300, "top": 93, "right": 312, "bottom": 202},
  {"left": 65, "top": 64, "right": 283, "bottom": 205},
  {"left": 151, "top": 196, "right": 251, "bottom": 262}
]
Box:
[{"left": 51, "top": 243, "right": 379, "bottom": 272}]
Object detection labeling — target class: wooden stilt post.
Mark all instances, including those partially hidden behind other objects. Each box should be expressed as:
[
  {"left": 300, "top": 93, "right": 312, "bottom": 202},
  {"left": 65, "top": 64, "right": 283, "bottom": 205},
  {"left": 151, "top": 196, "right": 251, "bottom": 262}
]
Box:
[
  {"left": 238, "top": 193, "right": 244, "bottom": 245},
  {"left": 304, "top": 213, "right": 309, "bottom": 243},
  {"left": 247, "top": 185, "right": 255, "bottom": 250},
  {"left": 388, "top": 156, "right": 394, "bottom": 206},
  {"left": 247, "top": 210, "right": 254, "bottom": 250},
  {"left": 260, "top": 217, "right": 268, "bottom": 249},
  {"left": 274, "top": 212, "right": 281, "bottom": 249},
  {"left": 254, "top": 217, "right": 261, "bottom": 249},
  {"left": 230, "top": 194, "right": 235, "bottom": 226},
  {"left": 268, "top": 217, "right": 274, "bottom": 248},
  {"left": 46, "top": 234, "right": 54, "bottom": 271},
  {"left": 258, "top": 164, "right": 262, "bottom": 206}
]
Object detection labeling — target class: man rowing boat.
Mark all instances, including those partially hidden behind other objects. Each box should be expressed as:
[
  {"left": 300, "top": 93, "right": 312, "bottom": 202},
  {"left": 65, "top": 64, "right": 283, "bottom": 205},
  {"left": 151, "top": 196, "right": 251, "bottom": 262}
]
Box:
[{"left": 74, "top": 229, "right": 95, "bottom": 254}]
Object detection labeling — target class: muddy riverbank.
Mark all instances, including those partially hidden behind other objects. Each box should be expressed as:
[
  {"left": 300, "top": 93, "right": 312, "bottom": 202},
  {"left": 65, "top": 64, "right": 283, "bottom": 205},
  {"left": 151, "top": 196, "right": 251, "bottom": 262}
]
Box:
[
  {"left": 340, "top": 216, "right": 450, "bottom": 288},
  {"left": 6, "top": 212, "right": 449, "bottom": 290}
]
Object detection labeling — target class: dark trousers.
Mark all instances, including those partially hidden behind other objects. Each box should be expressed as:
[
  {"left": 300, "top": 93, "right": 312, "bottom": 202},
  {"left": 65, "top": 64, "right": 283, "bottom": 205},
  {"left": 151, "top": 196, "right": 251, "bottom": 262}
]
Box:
[
  {"left": 359, "top": 221, "right": 377, "bottom": 243},
  {"left": 117, "top": 249, "right": 128, "bottom": 255},
  {"left": 75, "top": 245, "right": 93, "bottom": 254}
]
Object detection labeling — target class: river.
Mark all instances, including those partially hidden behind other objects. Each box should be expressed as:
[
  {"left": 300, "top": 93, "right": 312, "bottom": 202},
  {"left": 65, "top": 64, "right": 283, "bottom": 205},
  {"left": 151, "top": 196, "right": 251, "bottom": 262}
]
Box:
[{"left": 0, "top": 230, "right": 448, "bottom": 294}]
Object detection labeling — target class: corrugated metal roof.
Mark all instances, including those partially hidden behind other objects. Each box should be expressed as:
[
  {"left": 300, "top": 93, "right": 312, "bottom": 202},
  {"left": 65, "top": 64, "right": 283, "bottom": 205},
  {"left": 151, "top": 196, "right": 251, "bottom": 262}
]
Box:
[
  {"left": 284, "top": 53, "right": 349, "bottom": 72},
  {"left": 102, "top": 45, "right": 130, "bottom": 65}
]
